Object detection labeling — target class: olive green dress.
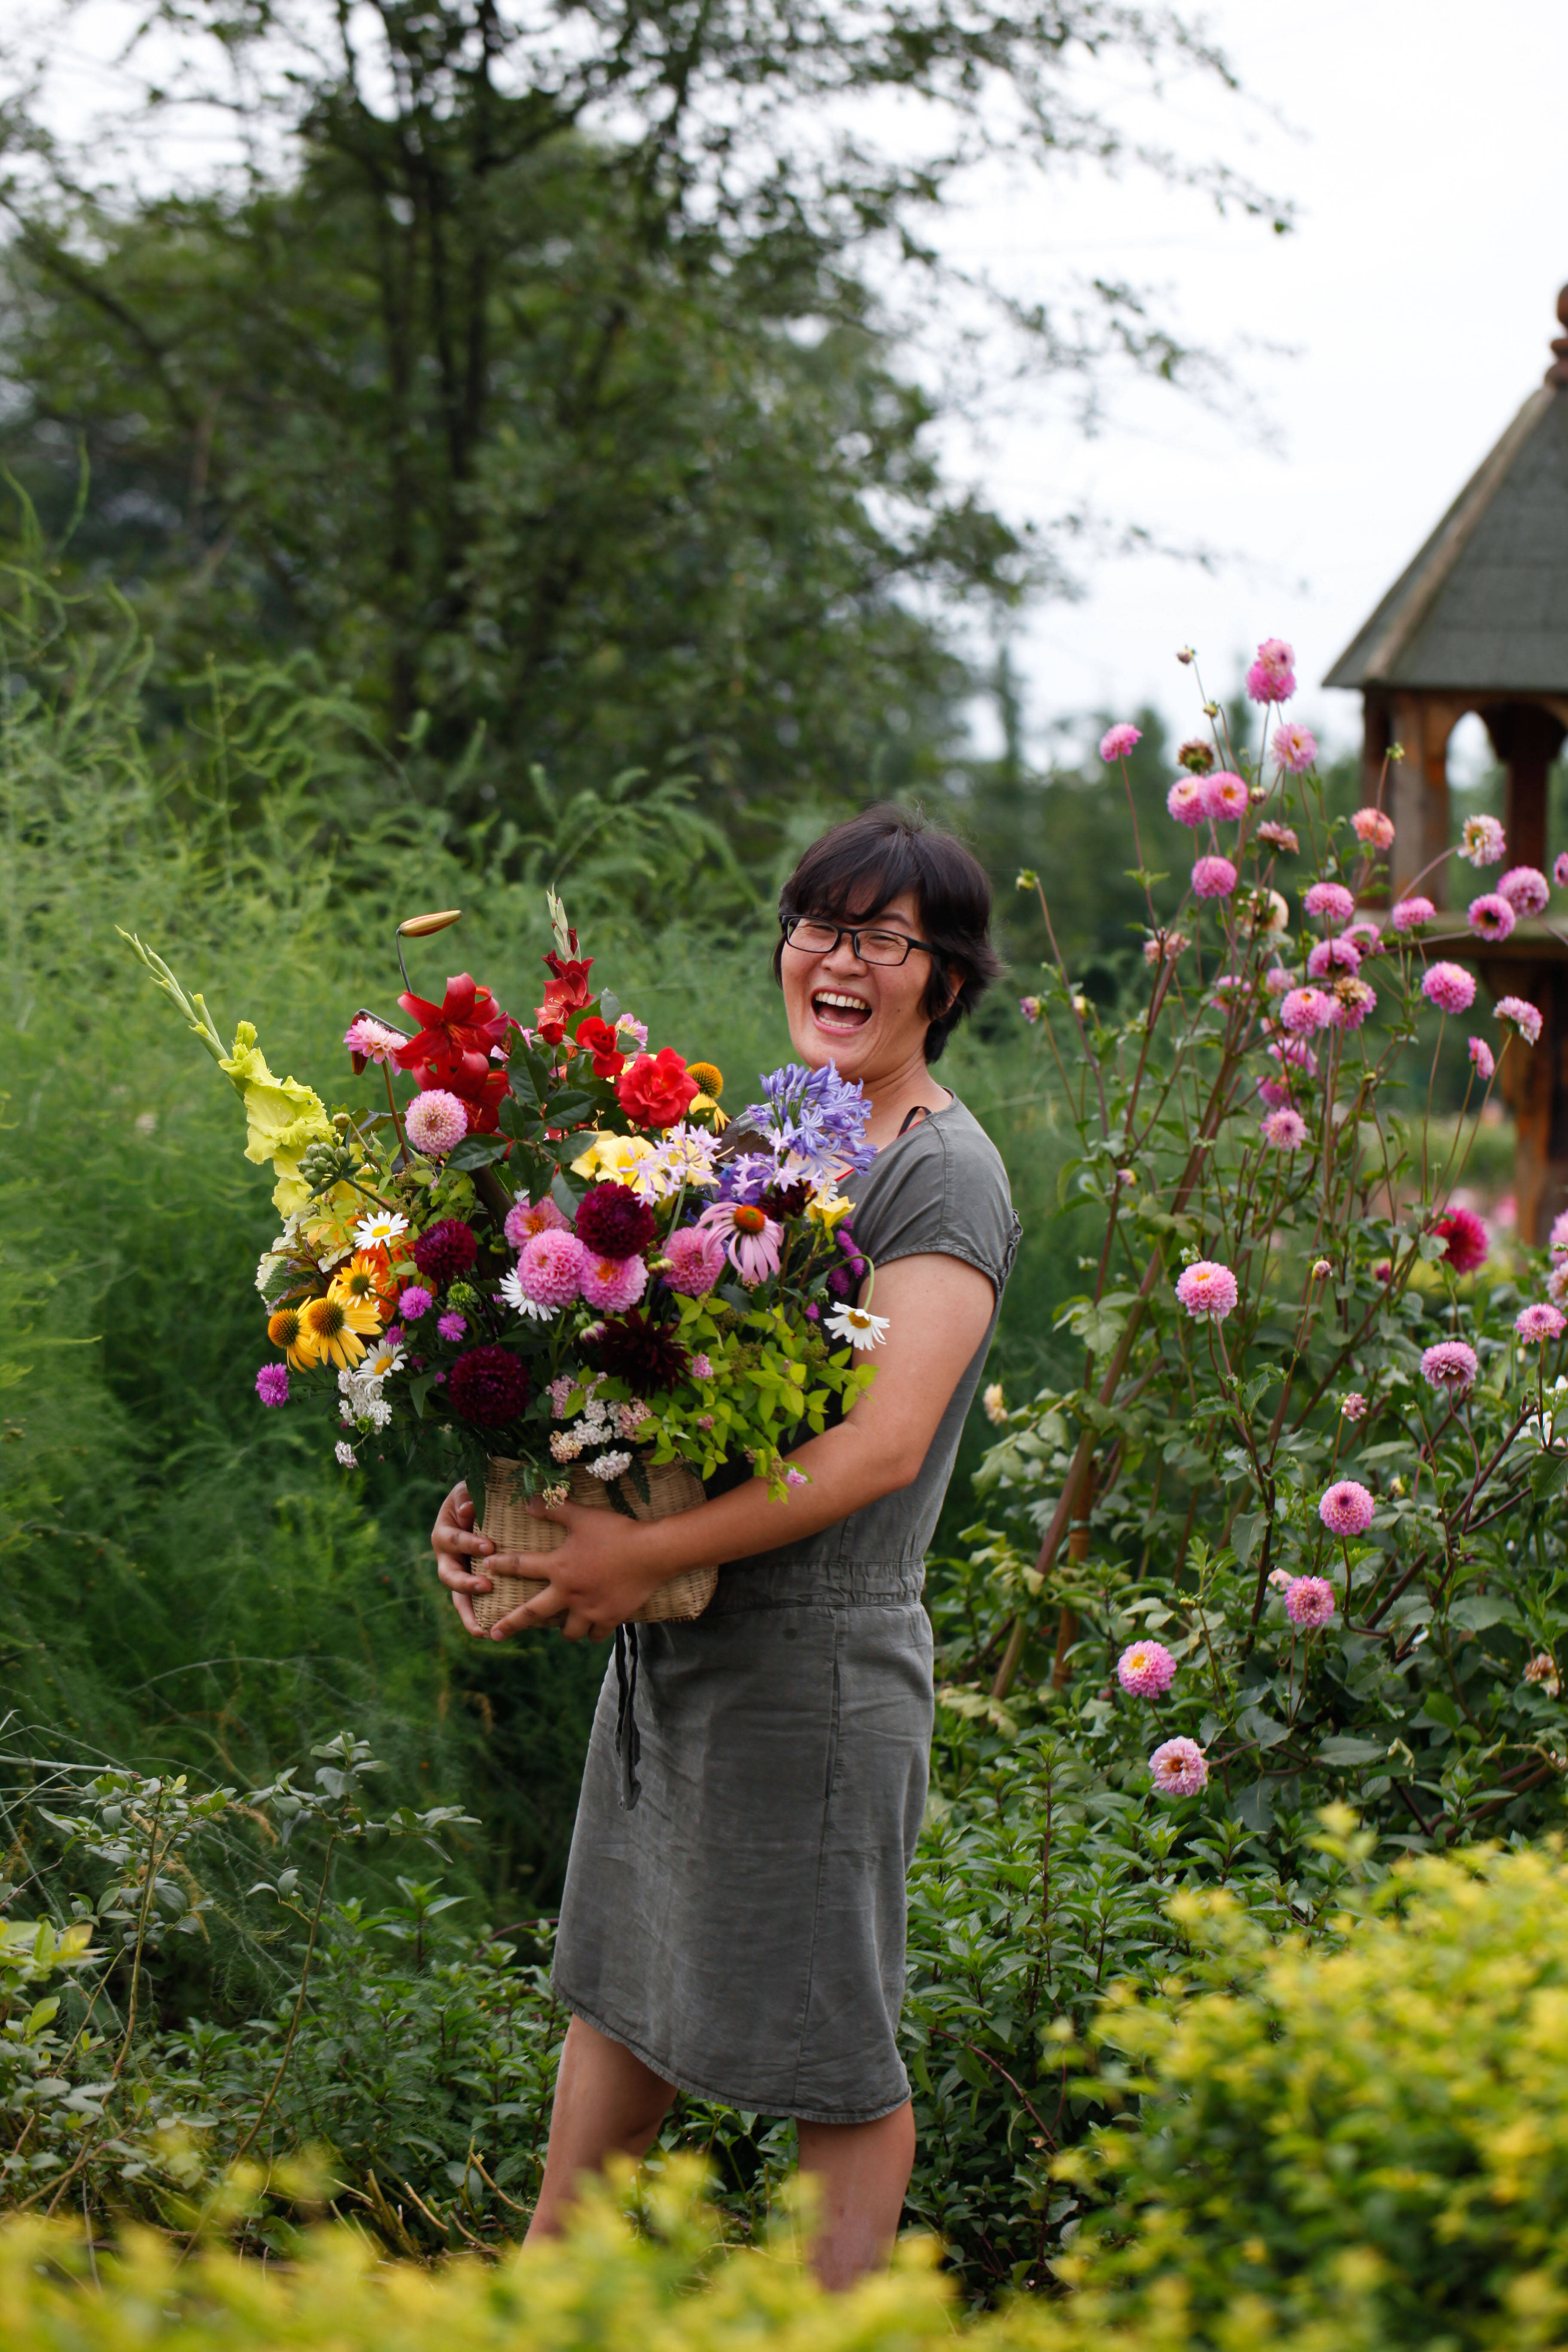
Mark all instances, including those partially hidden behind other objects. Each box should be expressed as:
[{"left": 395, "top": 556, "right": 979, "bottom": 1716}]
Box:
[{"left": 550, "top": 1098, "right": 1019, "bottom": 2123}]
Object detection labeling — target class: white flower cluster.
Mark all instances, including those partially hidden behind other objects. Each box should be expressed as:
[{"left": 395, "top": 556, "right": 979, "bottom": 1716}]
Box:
[
  {"left": 547, "top": 1375, "right": 646, "bottom": 1479},
  {"left": 588, "top": 1449, "right": 633, "bottom": 1480},
  {"left": 338, "top": 1355, "right": 399, "bottom": 1430}
]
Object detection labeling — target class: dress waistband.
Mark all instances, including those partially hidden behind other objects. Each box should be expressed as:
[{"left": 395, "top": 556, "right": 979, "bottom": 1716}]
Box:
[{"left": 701, "top": 1557, "right": 927, "bottom": 1616}]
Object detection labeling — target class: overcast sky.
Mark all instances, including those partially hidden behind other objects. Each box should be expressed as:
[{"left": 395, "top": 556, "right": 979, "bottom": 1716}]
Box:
[{"left": 30, "top": 0, "right": 1568, "bottom": 776}]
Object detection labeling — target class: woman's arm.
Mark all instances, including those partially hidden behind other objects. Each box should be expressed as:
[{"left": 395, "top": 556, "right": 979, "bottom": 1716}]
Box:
[{"left": 431, "top": 1251, "right": 995, "bottom": 1642}]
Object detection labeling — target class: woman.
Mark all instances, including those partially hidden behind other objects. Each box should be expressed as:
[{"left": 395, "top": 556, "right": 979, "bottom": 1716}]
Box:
[{"left": 431, "top": 805, "right": 1019, "bottom": 2284}]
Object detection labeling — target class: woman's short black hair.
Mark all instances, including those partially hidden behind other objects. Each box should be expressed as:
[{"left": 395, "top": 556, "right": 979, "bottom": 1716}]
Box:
[{"left": 774, "top": 804, "right": 1002, "bottom": 1063}]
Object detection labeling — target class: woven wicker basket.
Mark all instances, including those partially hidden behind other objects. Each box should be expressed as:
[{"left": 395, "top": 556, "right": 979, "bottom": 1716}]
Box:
[{"left": 471, "top": 1454, "right": 715, "bottom": 1632}]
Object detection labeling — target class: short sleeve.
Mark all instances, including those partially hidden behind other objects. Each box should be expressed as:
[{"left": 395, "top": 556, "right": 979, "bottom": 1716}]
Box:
[{"left": 844, "top": 1105, "right": 1020, "bottom": 1297}]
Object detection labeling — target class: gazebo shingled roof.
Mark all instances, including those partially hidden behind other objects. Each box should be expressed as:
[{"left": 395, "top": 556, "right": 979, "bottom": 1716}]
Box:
[{"left": 1324, "top": 287, "right": 1568, "bottom": 1242}]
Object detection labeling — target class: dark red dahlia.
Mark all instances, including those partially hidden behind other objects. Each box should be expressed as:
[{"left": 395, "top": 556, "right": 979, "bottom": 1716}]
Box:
[
  {"left": 413, "top": 1217, "right": 479, "bottom": 1285},
  {"left": 575, "top": 1182, "right": 657, "bottom": 1258},
  {"left": 1432, "top": 1206, "right": 1488, "bottom": 1276},
  {"left": 448, "top": 1344, "right": 529, "bottom": 1427},
  {"left": 761, "top": 1179, "right": 811, "bottom": 1221},
  {"left": 587, "top": 1309, "right": 690, "bottom": 1392}
]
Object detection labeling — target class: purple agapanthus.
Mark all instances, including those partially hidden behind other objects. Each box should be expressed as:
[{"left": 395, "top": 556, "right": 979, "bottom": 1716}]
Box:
[
  {"left": 740, "top": 1062, "right": 875, "bottom": 1183},
  {"left": 715, "top": 1151, "right": 781, "bottom": 1204}
]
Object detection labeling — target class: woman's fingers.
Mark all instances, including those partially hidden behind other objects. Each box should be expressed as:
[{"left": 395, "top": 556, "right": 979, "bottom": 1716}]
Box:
[
  {"left": 438, "top": 1556, "right": 494, "bottom": 1594},
  {"left": 448, "top": 1588, "right": 483, "bottom": 1637}
]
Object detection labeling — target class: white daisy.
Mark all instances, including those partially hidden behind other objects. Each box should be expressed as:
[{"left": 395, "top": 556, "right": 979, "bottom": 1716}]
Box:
[
  {"left": 353, "top": 1208, "right": 410, "bottom": 1249},
  {"left": 499, "top": 1265, "right": 553, "bottom": 1320},
  {"left": 826, "top": 1304, "right": 891, "bottom": 1350}
]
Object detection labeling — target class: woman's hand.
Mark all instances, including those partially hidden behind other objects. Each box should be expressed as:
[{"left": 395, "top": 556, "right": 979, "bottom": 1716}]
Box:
[
  {"left": 431, "top": 1481, "right": 498, "bottom": 1636},
  {"left": 482, "top": 1498, "right": 663, "bottom": 1643}
]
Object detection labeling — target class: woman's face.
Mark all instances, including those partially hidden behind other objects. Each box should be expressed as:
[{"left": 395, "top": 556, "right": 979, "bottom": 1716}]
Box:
[{"left": 779, "top": 887, "right": 941, "bottom": 1083}]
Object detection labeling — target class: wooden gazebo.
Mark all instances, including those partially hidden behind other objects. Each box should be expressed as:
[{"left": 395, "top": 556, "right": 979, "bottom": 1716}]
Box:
[{"left": 1324, "top": 288, "right": 1568, "bottom": 1240}]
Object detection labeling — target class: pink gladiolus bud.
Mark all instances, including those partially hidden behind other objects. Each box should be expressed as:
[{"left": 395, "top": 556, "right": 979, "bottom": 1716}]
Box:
[
  {"left": 1318, "top": 1481, "right": 1374, "bottom": 1536},
  {"left": 1351, "top": 808, "right": 1395, "bottom": 849},
  {"left": 1192, "top": 855, "right": 1238, "bottom": 900},
  {"left": 1391, "top": 896, "right": 1436, "bottom": 932},
  {"left": 1285, "top": 1576, "right": 1337, "bottom": 1628},
  {"left": 1499, "top": 865, "right": 1550, "bottom": 916},
  {"left": 1467, "top": 892, "right": 1516, "bottom": 942},
  {"left": 1496, "top": 995, "right": 1543, "bottom": 1045},
  {"left": 1117, "top": 1640, "right": 1177, "bottom": 1697},
  {"left": 1304, "top": 881, "right": 1355, "bottom": 927},
  {"left": 1099, "top": 722, "right": 1142, "bottom": 762},
  {"left": 1422, "top": 962, "right": 1477, "bottom": 1014},
  {"left": 1175, "top": 1260, "right": 1238, "bottom": 1321},
  {"left": 1149, "top": 1737, "right": 1209, "bottom": 1797}
]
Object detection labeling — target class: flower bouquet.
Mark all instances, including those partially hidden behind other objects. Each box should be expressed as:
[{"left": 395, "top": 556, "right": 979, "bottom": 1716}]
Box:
[{"left": 124, "top": 895, "right": 884, "bottom": 1629}]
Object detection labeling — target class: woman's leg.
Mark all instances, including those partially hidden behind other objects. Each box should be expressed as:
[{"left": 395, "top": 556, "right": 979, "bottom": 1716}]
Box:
[
  {"left": 526, "top": 2014, "right": 678, "bottom": 2241},
  {"left": 795, "top": 2100, "right": 915, "bottom": 2289}
]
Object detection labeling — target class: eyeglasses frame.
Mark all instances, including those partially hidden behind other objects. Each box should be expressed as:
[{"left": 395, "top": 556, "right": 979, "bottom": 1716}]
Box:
[{"left": 779, "top": 915, "right": 941, "bottom": 968}]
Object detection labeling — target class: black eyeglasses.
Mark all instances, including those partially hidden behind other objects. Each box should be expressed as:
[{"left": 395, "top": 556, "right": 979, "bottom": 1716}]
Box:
[{"left": 780, "top": 916, "right": 939, "bottom": 968}]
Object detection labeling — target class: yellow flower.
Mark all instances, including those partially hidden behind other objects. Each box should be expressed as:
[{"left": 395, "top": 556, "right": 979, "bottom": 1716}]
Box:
[
  {"left": 688, "top": 1093, "right": 730, "bottom": 1131},
  {"left": 571, "top": 1132, "right": 657, "bottom": 1182},
  {"left": 267, "top": 1306, "right": 321, "bottom": 1372},
  {"left": 300, "top": 1286, "right": 382, "bottom": 1370},
  {"left": 336, "top": 1248, "right": 398, "bottom": 1321},
  {"left": 219, "top": 1021, "right": 333, "bottom": 1215},
  {"left": 688, "top": 1062, "right": 723, "bottom": 1097},
  {"left": 806, "top": 1192, "right": 854, "bottom": 1231}
]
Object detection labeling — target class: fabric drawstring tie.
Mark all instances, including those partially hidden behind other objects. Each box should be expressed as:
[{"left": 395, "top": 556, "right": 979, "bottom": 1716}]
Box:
[{"left": 614, "top": 1623, "right": 642, "bottom": 1811}]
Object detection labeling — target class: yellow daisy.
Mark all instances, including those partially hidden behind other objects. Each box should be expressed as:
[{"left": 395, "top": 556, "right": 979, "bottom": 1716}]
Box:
[{"left": 301, "top": 1285, "right": 382, "bottom": 1370}]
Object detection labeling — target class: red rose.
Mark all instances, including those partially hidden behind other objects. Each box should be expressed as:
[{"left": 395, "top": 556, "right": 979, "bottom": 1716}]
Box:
[
  {"left": 616, "top": 1048, "right": 700, "bottom": 1129},
  {"left": 575, "top": 1015, "right": 627, "bottom": 1078}
]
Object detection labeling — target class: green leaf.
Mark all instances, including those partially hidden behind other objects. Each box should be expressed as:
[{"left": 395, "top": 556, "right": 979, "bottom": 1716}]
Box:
[
  {"left": 407, "top": 1369, "right": 441, "bottom": 1420},
  {"left": 1317, "top": 1735, "right": 1389, "bottom": 1766},
  {"left": 1449, "top": 1595, "right": 1518, "bottom": 1632},
  {"left": 445, "top": 1133, "right": 511, "bottom": 1171},
  {"left": 1238, "top": 1705, "right": 1290, "bottom": 1750},
  {"left": 1231, "top": 1511, "right": 1263, "bottom": 1571}
]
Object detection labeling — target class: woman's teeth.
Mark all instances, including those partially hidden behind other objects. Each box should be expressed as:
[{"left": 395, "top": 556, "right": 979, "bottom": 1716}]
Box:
[{"left": 812, "top": 991, "right": 872, "bottom": 1029}]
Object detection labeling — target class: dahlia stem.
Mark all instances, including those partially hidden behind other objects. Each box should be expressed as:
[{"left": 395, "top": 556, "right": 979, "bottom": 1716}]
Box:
[{"left": 383, "top": 1063, "right": 410, "bottom": 1164}]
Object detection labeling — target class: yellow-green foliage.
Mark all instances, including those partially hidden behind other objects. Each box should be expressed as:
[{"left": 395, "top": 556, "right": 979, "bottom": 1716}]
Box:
[{"left": 1058, "top": 1832, "right": 1568, "bottom": 2349}]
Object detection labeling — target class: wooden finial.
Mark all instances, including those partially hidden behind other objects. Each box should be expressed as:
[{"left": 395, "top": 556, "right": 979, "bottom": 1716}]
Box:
[{"left": 1547, "top": 285, "right": 1568, "bottom": 388}]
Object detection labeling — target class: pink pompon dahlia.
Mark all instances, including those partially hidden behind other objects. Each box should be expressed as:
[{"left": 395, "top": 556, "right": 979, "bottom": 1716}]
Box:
[
  {"left": 1391, "top": 895, "right": 1436, "bottom": 932},
  {"left": 1149, "top": 1737, "right": 1210, "bottom": 1797},
  {"left": 1422, "top": 962, "right": 1477, "bottom": 1014},
  {"left": 256, "top": 1363, "right": 289, "bottom": 1407},
  {"left": 1175, "top": 1260, "right": 1239, "bottom": 1321},
  {"left": 1307, "top": 937, "right": 1360, "bottom": 981},
  {"left": 1421, "top": 1338, "right": 1480, "bottom": 1395},
  {"left": 1264, "top": 964, "right": 1294, "bottom": 996},
  {"left": 1516, "top": 1302, "right": 1567, "bottom": 1344},
  {"left": 1100, "top": 722, "right": 1142, "bottom": 762},
  {"left": 1279, "top": 987, "right": 1332, "bottom": 1036},
  {"left": 1192, "top": 855, "right": 1238, "bottom": 900},
  {"left": 1273, "top": 722, "right": 1318, "bottom": 773},
  {"left": 516, "top": 1227, "right": 587, "bottom": 1309},
  {"left": 1285, "top": 1576, "right": 1337, "bottom": 1628},
  {"left": 403, "top": 1088, "right": 470, "bottom": 1156},
  {"left": 1270, "top": 1037, "right": 1318, "bottom": 1075},
  {"left": 1203, "top": 770, "right": 1250, "bottom": 820},
  {"left": 1551, "top": 1263, "right": 1568, "bottom": 1306},
  {"left": 1351, "top": 807, "right": 1395, "bottom": 850},
  {"left": 1261, "top": 1106, "right": 1308, "bottom": 1151},
  {"left": 1467, "top": 892, "right": 1516, "bottom": 943},
  {"left": 581, "top": 1251, "right": 649, "bottom": 1313},
  {"left": 1500, "top": 864, "right": 1550, "bottom": 916},
  {"left": 661, "top": 1223, "right": 729, "bottom": 1297},
  {"left": 1341, "top": 1392, "right": 1368, "bottom": 1422},
  {"left": 1167, "top": 776, "right": 1209, "bottom": 827},
  {"left": 1468, "top": 1036, "right": 1495, "bottom": 1082},
  {"left": 1246, "top": 638, "right": 1296, "bottom": 704},
  {"left": 1318, "top": 1481, "right": 1374, "bottom": 1536},
  {"left": 1552, "top": 1210, "right": 1568, "bottom": 1256},
  {"left": 1117, "top": 1640, "right": 1177, "bottom": 1698},
  {"left": 1432, "top": 1206, "right": 1488, "bottom": 1274},
  {"left": 344, "top": 1014, "right": 408, "bottom": 1068},
  {"left": 1304, "top": 880, "right": 1355, "bottom": 927},
  {"left": 1328, "top": 977, "right": 1377, "bottom": 1031},
  {"left": 1344, "top": 920, "right": 1385, "bottom": 958},
  {"left": 698, "top": 1198, "right": 785, "bottom": 1286},
  {"left": 1143, "top": 931, "right": 1189, "bottom": 967},
  {"left": 504, "top": 1195, "right": 570, "bottom": 1249},
  {"left": 1257, "top": 820, "right": 1299, "bottom": 854},
  {"left": 1496, "top": 995, "right": 1544, "bottom": 1045},
  {"left": 1459, "top": 813, "right": 1506, "bottom": 868},
  {"left": 1257, "top": 1077, "right": 1290, "bottom": 1110}
]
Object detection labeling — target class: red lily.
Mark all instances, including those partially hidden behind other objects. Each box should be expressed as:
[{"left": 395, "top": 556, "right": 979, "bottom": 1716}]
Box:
[{"left": 394, "top": 974, "right": 513, "bottom": 1091}]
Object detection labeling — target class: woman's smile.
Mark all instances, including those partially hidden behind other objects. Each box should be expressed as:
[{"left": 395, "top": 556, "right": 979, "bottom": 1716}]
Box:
[{"left": 810, "top": 987, "right": 874, "bottom": 1036}]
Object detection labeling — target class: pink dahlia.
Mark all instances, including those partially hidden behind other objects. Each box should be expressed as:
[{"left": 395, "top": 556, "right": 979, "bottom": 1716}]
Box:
[
  {"left": 1279, "top": 987, "right": 1332, "bottom": 1036},
  {"left": 1345, "top": 920, "right": 1385, "bottom": 958},
  {"left": 516, "top": 1227, "right": 587, "bottom": 1309},
  {"left": 1351, "top": 808, "right": 1395, "bottom": 850},
  {"left": 1496, "top": 995, "right": 1544, "bottom": 1045},
  {"left": 404, "top": 1088, "right": 470, "bottom": 1157},
  {"left": 1099, "top": 722, "right": 1142, "bottom": 761},
  {"left": 1421, "top": 1339, "right": 1479, "bottom": 1395},
  {"left": 1459, "top": 814, "right": 1506, "bottom": 868},
  {"left": 1318, "top": 1481, "right": 1374, "bottom": 1536},
  {"left": 1391, "top": 896, "right": 1436, "bottom": 932},
  {"left": 1257, "top": 821, "right": 1299, "bottom": 854},
  {"left": 698, "top": 1198, "right": 785, "bottom": 1286},
  {"left": 1149, "top": 1737, "right": 1209, "bottom": 1797},
  {"left": 661, "top": 1224, "right": 729, "bottom": 1298},
  {"left": 1270, "top": 1037, "right": 1318, "bottom": 1075},
  {"left": 1019, "top": 995, "right": 1043, "bottom": 1023},
  {"left": 1143, "top": 930, "right": 1189, "bottom": 967},
  {"left": 1192, "top": 855, "right": 1238, "bottom": 900},
  {"left": 1307, "top": 936, "right": 1360, "bottom": 981},
  {"left": 1468, "top": 1036, "right": 1495, "bottom": 1082},
  {"left": 1422, "top": 962, "right": 1477, "bottom": 1014},
  {"left": 1246, "top": 637, "right": 1296, "bottom": 704},
  {"left": 1258, "top": 1077, "right": 1291, "bottom": 1110},
  {"left": 1261, "top": 1106, "right": 1308, "bottom": 1151},
  {"left": 1117, "top": 1640, "right": 1177, "bottom": 1698},
  {"left": 1432, "top": 1207, "right": 1488, "bottom": 1274},
  {"left": 1264, "top": 965, "right": 1294, "bottom": 996},
  {"left": 1328, "top": 977, "right": 1377, "bottom": 1032},
  {"left": 1552, "top": 1264, "right": 1568, "bottom": 1307},
  {"left": 1273, "top": 722, "right": 1318, "bottom": 773},
  {"left": 256, "top": 1363, "right": 289, "bottom": 1407},
  {"left": 1304, "top": 881, "right": 1355, "bottom": 927},
  {"left": 437, "top": 1311, "right": 467, "bottom": 1343},
  {"left": 1467, "top": 892, "right": 1516, "bottom": 943},
  {"left": 1499, "top": 864, "right": 1550, "bottom": 916},
  {"left": 581, "top": 1251, "right": 649, "bottom": 1313},
  {"left": 398, "top": 1283, "right": 433, "bottom": 1321},
  {"left": 504, "top": 1195, "right": 570, "bottom": 1249},
  {"left": 1516, "top": 1302, "right": 1567, "bottom": 1344},
  {"left": 1285, "top": 1576, "right": 1337, "bottom": 1628},
  {"left": 1175, "top": 1260, "right": 1238, "bottom": 1321},
  {"left": 1341, "top": 1392, "right": 1368, "bottom": 1422},
  {"left": 1552, "top": 1210, "right": 1568, "bottom": 1255},
  {"left": 343, "top": 1014, "right": 408, "bottom": 1067},
  {"left": 1167, "top": 776, "right": 1209, "bottom": 827},
  {"left": 1204, "top": 770, "right": 1250, "bottom": 820}
]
